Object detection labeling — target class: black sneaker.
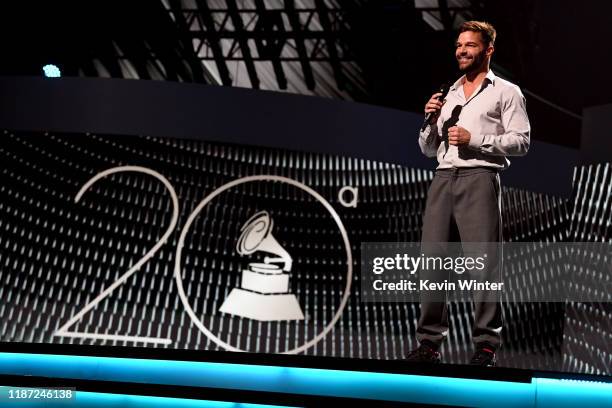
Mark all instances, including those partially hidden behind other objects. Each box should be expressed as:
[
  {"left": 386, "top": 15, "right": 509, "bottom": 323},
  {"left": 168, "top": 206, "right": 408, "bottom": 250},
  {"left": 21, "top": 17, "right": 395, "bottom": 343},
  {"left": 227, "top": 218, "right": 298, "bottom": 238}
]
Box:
[
  {"left": 406, "top": 340, "right": 441, "bottom": 363},
  {"left": 470, "top": 343, "right": 497, "bottom": 366}
]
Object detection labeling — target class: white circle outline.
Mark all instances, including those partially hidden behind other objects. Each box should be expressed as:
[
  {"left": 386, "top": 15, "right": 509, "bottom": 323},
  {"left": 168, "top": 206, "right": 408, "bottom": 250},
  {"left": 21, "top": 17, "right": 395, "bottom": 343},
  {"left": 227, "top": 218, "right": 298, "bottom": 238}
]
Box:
[{"left": 173, "top": 175, "right": 353, "bottom": 354}]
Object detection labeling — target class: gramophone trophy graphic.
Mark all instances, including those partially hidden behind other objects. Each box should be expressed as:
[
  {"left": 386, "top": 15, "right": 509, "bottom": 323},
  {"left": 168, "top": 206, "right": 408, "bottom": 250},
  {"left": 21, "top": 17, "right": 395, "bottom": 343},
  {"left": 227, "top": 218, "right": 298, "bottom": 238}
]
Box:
[{"left": 219, "top": 211, "right": 305, "bottom": 321}]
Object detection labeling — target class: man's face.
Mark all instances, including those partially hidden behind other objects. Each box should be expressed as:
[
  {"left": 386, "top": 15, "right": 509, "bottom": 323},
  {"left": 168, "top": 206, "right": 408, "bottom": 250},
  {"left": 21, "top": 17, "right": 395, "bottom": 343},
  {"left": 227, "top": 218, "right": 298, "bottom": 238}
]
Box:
[{"left": 455, "top": 31, "right": 491, "bottom": 73}]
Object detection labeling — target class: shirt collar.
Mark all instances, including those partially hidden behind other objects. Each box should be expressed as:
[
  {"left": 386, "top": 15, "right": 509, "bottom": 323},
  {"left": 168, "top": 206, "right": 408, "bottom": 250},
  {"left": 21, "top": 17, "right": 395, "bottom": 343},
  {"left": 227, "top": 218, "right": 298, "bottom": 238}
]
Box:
[{"left": 450, "top": 69, "right": 496, "bottom": 91}]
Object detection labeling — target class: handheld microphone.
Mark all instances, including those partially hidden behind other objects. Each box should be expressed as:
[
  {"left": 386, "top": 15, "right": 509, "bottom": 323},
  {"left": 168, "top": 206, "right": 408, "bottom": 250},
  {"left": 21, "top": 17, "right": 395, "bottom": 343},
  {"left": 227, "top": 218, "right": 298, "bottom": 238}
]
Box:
[{"left": 421, "top": 83, "right": 450, "bottom": 131}]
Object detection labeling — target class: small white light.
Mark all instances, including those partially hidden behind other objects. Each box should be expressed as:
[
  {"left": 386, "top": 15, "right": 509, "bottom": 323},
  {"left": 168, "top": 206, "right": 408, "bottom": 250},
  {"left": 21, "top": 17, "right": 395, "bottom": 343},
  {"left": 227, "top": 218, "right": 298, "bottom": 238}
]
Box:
[{"left": 42, "top": 64, "right": 61, "bottom": 78}]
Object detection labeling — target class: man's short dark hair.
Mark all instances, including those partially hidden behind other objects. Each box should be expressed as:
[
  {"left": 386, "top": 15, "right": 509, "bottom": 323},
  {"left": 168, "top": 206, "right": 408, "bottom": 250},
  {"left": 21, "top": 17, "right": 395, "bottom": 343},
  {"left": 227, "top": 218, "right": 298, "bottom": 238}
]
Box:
[{"left": 458, "top": 21, "right": 497, "bottom": 46}]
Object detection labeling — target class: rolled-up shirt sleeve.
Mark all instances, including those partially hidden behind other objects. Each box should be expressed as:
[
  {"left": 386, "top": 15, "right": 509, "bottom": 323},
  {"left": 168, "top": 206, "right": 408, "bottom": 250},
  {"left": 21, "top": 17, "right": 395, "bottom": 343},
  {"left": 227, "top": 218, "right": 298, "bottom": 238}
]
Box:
[
  {"left": 418, "top": 116, "right": 443, "bottom": 158},
  {"left": 467, "top": 86, "right": 530, "bottom": 156}
]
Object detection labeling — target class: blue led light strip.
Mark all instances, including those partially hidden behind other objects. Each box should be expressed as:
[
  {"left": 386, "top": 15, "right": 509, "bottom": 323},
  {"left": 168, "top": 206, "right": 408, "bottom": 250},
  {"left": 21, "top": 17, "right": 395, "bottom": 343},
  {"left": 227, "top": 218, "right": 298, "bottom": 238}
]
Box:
[
  {"left": 0, "top": 353, "right": 609, "bottom": 407},
  {"left": 0, "top": 387, "right": 290, "bottom": 408}
]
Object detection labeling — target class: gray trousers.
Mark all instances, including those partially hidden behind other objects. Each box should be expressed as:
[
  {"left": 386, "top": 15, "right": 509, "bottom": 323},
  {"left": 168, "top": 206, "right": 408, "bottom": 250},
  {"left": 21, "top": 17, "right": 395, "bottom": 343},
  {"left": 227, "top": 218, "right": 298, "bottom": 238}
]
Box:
[{"left": 417, "top": 167, "right": 503, "bottom": 348}]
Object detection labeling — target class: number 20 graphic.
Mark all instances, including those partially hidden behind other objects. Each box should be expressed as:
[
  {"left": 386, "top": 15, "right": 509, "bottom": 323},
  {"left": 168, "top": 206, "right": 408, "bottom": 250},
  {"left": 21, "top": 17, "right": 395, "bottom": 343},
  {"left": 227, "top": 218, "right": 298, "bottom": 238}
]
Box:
[{"left": 54, "top": 166, "right": 353, "bottom": 354}]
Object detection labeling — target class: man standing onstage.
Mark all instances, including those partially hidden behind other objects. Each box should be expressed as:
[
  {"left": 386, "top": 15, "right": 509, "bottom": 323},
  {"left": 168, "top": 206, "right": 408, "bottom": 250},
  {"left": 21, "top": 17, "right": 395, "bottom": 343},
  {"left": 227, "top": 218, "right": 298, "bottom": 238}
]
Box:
[{"left": 407, "top": 21, "right": 530, "bottom": 366}]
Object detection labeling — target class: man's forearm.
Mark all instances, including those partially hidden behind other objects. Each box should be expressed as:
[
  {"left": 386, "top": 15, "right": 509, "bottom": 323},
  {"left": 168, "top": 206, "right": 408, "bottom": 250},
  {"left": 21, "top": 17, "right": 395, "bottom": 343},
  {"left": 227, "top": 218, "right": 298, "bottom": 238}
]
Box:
[
  {"left": 419, "top": 123, "right": 441, "bottom": 158},
  {"left": 467, "top": 130, "right": 530, "bottom": 156}
]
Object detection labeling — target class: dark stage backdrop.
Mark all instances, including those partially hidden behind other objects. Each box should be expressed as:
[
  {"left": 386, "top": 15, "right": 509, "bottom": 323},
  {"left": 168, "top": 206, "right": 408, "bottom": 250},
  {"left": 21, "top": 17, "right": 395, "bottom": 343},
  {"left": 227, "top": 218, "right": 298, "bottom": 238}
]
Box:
[
  {"left": 0, "top": 129, "right": 574, "bottom": 370},
  {"left": 0, "top": 78, "right": 608, "bottom": 375}
]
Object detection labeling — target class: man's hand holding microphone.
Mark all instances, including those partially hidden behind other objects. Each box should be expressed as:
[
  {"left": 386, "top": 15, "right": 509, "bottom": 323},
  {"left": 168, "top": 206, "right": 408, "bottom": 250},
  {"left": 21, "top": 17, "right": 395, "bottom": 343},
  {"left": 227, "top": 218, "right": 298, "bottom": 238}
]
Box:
[
  {"left": 423, "top": 87, "right": 471, "bottom": 146},
  {"left": 425, "top": 92, "right": 445, "bottom": 122}
]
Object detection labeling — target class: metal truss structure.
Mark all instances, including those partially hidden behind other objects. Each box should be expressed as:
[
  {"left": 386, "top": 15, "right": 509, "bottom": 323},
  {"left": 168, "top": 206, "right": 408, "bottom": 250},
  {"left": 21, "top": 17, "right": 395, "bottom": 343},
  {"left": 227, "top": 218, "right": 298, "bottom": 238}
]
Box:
[
  {"left": 1, "top": 1, "right": 477, "bottom": 102},
  {"left": 159, "top": 0, "right": 476, "bottom": 99},
  {"left": 161, "top": 0, "right": 367, "bottom": 99}
]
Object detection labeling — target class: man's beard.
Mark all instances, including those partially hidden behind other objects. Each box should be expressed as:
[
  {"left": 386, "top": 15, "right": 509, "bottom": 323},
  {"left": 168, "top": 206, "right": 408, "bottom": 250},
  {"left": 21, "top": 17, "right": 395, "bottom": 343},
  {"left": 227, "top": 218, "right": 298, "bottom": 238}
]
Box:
[{"left": 458, "top": 50, "right": 486, "bottom": 73}]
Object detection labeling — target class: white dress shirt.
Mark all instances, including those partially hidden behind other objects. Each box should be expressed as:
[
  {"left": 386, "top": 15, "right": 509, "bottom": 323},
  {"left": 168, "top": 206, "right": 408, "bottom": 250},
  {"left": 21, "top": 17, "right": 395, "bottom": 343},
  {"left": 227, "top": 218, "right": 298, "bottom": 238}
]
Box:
[{"left": 418, "top": 70, "right": 530, "bottom": 170}]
